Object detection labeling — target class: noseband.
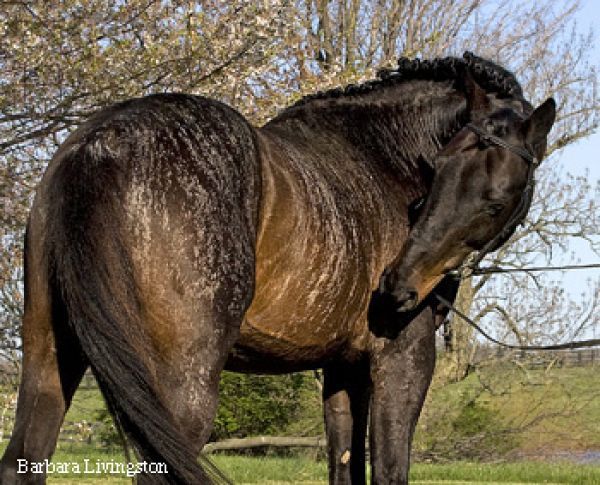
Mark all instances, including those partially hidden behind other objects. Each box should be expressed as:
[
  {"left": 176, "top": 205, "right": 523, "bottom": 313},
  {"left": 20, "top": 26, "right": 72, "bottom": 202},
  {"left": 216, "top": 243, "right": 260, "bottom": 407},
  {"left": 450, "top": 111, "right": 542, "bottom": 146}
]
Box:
[{"left": 462, "top": 122, "right": 539, "bottom": 271}]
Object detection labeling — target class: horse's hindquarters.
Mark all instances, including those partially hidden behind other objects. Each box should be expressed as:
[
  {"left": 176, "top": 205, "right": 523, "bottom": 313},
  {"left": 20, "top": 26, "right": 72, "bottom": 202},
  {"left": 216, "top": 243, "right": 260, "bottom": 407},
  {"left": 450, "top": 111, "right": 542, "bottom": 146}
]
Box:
[
  {"left": 3, "top": 93, "right": 263, "bottom": 483},
  {"left": 114, "top": 95, "right": 262, "bottom": 443}
]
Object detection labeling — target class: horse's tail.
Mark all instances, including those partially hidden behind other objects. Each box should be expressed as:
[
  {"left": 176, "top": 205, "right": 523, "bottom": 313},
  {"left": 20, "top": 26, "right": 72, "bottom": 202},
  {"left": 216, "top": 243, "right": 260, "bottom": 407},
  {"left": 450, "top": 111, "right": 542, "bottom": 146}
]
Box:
[{"left": 45, "top": 136, "right": 226, "bottom": 484}]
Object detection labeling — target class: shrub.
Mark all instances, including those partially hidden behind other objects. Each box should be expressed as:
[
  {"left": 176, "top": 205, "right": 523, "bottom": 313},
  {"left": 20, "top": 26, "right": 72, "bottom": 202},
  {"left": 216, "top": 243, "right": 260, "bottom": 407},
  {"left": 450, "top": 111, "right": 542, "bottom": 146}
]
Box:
[{"left": 212, "top": 372, "right": 316, "bottom": 441}]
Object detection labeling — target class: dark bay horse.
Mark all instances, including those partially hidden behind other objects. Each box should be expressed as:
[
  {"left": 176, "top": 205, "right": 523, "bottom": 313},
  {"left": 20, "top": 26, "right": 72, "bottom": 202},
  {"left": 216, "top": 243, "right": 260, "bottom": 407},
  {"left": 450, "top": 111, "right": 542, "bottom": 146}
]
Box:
[{"left": 0, "top": 53, "right": 555, "bottom": 484}]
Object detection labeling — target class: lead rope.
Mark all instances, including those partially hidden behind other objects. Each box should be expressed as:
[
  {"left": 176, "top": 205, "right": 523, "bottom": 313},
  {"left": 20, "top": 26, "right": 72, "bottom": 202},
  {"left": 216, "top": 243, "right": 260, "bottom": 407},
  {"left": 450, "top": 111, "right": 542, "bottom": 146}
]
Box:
[
  {"left": 432, "top": 291, "right": 600, "bottom": 351},
  {"left": 467, "top": 263, "right": 600, "bottom": 276}
]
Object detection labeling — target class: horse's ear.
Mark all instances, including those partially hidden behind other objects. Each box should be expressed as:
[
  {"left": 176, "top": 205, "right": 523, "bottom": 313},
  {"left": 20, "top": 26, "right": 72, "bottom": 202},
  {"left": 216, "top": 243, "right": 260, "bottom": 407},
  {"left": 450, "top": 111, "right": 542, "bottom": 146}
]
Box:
[
  {"left": 522, "top": 98, "right": 556, "bottom": 156},
  {"left": 463, "top": 70, "right": 490, "bottom": 117}
]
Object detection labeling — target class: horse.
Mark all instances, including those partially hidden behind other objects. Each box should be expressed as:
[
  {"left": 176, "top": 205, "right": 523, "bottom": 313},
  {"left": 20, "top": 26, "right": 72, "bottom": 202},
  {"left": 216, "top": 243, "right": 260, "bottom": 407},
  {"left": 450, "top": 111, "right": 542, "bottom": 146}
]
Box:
[{"left": 0, "top": 52, "right": 555, "bottom": 485}]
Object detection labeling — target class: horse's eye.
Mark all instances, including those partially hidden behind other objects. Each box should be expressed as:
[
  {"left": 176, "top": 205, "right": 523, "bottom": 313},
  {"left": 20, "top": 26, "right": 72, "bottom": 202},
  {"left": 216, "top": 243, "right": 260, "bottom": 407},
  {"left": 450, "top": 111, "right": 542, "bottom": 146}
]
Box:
[
  {"left": 485, "top": 121, "right": 507, "bottom": 138},
  {"left": 494, "top": 125, "right": 508, "bottom": 137},
  {"left": 408, "top": 196, "right": 426, "bottom": 226},
  {"left": 486, "top": 202, "right": 505, "bottom": 217}
]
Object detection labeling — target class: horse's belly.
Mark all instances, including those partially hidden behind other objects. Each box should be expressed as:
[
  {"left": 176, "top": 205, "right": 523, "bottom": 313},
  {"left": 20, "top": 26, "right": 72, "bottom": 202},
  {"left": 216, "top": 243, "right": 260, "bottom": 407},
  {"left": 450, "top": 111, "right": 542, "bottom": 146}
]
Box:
[
  {"left": 231, "top": 269, "right": 373, "bottom": 371},
  {"left": 225, "top": 338, "right": 343, "bottom": 373},
  {"left": 227, "top": 313, "right": 368, "bottom": 373}
]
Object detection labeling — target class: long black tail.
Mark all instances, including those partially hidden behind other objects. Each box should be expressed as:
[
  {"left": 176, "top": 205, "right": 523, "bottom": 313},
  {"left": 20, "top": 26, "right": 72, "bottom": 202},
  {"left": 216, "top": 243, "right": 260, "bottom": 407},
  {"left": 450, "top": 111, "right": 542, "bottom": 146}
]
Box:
[{"left": 46, "top": 137, "right": 226, "bottom": 484}]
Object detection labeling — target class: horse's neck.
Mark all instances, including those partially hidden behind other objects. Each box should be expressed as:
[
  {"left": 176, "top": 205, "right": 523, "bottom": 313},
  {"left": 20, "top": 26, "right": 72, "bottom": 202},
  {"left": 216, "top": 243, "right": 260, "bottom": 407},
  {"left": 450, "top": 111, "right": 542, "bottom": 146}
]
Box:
[{"left": 265, "top": 82, "right": 465, "bottom": 199}]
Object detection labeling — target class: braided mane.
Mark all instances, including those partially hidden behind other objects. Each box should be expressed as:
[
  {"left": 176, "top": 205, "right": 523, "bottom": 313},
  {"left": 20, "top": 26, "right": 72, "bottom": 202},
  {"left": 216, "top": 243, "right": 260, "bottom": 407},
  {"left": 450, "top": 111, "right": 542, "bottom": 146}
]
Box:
[{"left": 292, "top": 51, "right": 523, "bottom": 108}]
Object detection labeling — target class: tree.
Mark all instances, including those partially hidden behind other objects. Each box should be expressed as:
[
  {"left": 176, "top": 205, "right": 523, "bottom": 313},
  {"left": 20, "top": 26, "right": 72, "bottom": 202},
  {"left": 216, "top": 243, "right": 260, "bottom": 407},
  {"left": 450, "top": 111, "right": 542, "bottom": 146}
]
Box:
[
  {"left": 0, "top": 0, "right": 295, "bottom": 364},
  {"left": 213, "top": 372, "right": 320, "bottom": 442},
  {"left": 0, "top": 0, "right": 598, "bottom": 436}
]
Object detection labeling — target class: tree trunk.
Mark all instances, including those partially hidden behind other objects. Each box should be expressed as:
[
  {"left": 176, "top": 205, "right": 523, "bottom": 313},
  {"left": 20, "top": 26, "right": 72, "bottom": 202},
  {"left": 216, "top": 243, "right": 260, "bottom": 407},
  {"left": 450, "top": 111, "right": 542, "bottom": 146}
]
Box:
[{"left": 443, "top": 278, "right": 476, "bottom": 382}]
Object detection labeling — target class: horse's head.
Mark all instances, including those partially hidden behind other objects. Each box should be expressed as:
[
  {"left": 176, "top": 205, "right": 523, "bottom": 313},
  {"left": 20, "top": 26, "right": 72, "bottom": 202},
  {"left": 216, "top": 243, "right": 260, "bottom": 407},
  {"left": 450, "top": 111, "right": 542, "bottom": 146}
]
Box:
[{"left": 382, "top": 75, "right": 556, "bottom": 312}]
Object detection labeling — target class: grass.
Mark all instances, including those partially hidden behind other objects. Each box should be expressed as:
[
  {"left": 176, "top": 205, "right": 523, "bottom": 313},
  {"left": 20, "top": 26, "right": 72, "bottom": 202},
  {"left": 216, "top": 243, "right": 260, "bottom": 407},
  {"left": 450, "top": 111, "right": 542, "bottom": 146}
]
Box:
[
  {"left": 2, "top": 365, "right": 600, "bottom": 483},
  {"left": 3, "top": 444, "right": 600, "bottom": 484},
  {"left": 210, "top": 457, "right": 600, "bottom": 484},
  {"left": 468, "top": 365, "right": 600, "bottom": 454},
  {"left": 211, "top": 454, "right": 327, "bottom": 483},
  {"left": 410, "top": 462, "right": 600, "bottom": 484},
  {"left": 412, "top": 363, "right": 600, "bottom": 460}
]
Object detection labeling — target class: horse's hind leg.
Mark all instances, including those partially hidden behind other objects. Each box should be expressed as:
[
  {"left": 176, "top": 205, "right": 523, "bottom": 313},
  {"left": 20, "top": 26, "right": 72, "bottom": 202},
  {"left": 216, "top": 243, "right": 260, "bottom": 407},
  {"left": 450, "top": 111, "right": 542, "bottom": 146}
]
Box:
[
  {"left": 150, "top": 298, "right": 244, "bottom": 455},
  {"left": 133, "top": 238, "right": 256, "bottom": 466},
  {"left": 0, "top": 232, "right": 87, "bottom": 484},
  {"left": 323, "top": 361, "right": 370, "bottom": 485}
]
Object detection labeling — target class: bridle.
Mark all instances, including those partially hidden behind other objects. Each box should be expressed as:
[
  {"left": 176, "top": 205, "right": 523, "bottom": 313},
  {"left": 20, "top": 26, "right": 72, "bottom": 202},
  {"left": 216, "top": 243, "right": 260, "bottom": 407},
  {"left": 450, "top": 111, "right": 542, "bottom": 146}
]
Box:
[
  {"left": 434, "top": 123, "right": 600, "bottom": 350},
  {"left": 459, "top": 122, "right": 540, "bottom": 273},
  {"left": 384, "top": 119, "right": 600, "bottom": 350}
]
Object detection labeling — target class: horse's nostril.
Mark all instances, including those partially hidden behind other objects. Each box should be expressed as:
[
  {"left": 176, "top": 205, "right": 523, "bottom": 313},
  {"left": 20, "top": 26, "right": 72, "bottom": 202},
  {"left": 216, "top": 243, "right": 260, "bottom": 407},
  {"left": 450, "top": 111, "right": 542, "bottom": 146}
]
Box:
[{"left": 394, "top": 288, "right": 419, "bottom": 312}]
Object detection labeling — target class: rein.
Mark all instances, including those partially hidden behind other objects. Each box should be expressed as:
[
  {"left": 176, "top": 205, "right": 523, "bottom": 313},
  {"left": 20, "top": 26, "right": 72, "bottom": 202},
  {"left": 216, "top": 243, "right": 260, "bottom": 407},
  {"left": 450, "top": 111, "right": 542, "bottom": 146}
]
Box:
[{"left": 434, "top": 123, "right": 600, "bottom": 351}]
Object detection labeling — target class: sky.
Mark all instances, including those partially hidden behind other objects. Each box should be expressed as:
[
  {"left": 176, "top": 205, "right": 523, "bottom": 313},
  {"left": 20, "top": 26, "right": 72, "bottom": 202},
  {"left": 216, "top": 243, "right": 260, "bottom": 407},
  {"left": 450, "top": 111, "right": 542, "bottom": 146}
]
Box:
[
  {"left": 562, "top": 0, "right": 600, "bottom": 180},
  {"left": 551, "top": 0, "right": 599, "bottom": 309}
]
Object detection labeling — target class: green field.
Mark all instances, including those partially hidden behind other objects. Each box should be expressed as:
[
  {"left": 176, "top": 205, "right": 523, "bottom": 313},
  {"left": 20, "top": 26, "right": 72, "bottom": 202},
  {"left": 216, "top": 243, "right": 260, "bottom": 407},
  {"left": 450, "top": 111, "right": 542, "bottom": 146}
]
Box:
[
  {"left": 49, "top": 365, "right": 600, "bottom": 460},
  {"left": 412, "top": 363, "right": 600, "bottom": 460}
]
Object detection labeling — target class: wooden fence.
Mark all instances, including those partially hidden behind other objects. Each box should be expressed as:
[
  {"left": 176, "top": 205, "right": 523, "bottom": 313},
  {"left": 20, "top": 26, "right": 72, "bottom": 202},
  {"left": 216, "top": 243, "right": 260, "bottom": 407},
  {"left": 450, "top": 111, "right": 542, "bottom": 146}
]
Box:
[
  {"left": 471, "top": 346, "right": 600, "bottom": 368},
  {"left": 203, "top": 436, "right": 327, "bottom": 453}
]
